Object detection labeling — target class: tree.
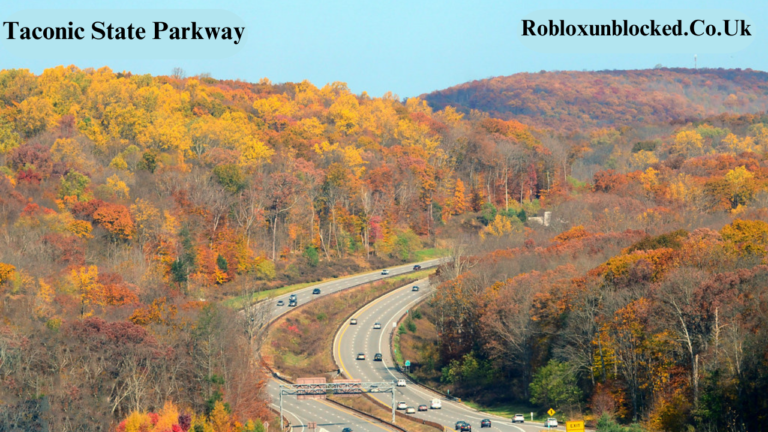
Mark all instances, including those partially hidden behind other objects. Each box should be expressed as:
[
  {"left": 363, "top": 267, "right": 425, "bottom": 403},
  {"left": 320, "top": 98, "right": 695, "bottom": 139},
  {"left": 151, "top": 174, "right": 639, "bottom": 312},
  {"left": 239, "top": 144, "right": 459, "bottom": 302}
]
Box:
[{"left": 529, "top": 360, "right": 582, "bottom": 412}]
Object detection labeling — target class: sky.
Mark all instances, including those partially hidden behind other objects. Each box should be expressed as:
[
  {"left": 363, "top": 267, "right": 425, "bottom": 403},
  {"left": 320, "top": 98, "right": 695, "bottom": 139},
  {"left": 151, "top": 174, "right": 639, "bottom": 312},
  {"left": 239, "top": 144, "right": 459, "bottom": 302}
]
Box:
[{"left": 0, "top": 0, "right": 766, "bottom": 98}]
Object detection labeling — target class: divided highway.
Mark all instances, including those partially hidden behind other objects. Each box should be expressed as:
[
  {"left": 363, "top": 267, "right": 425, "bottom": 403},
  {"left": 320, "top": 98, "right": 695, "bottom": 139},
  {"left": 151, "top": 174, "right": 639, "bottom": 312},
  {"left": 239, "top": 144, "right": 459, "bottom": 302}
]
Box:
[
  {"left": 334, "top": 280, "right": 559, "bottom": 432},
  {"left": 262, "top": 259, "right": 443, "bottom": 432}
]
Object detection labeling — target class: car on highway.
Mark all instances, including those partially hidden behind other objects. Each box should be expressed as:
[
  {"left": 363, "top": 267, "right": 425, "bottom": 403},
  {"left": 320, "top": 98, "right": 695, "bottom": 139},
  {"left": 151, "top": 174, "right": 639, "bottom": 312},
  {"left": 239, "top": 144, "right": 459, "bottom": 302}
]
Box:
[
  {"left": 276, "top": 300, "right": 284, "bottom": 306},
  {"left": 373, "top": 322, "right": 381, "bottom": 329},
  {"left": 513, "top": 414, "right": 525, "bottom": 423},
  {"left": 381, "top": 269, "right": 390, "bottom": 275},
  {"left": 413, "top": 264, "right": 422, "bottom": 270},
  {"left": 481, "top": 419, "right": 491, "bottom": 428},
  {"left": 430, "top": 399, "right": 441, "bottom": 409},
  {"left": 350, "top": 318, "right": 357, "bottom": 325},
  {"left": 356, "top": 353, "right": 366, "bottom": 360},
  {"left": 406, "top": 407, "right": 416, "bottom": 414},
  {"left": 397, "top": 379, "right": 406, "bottom": 387},
  {"left": 374, "top": 353, "right": 383, "bottom": 361},
  {"left": 288, "top": 300, "right": 297, "bottom": 307},
  {"left": 412, "top": 285, "right": 419, "bottom": 291},
  {"left": 289, "top": 294, "right": 297, "bottom": 301},
  {"left": 460, "top": 424, "right": 472, "bottom": 432},
  {"left": 397, "top": 402, "right": 407, "bottom": 410},
  {"left": 455, "top": 421, "right": 468, "bottom": 430},
  {"left": 545, "top": 418, "right": 558, "bottom": 428},
  {"left": 342, "top": 428, "right": 353, "bottom": 432},
  {"left": 418, "top": 405, "right": 428, "bottom": 411},
  {"left": 312, "top": 288, "right": 321, "bottom": 294}
]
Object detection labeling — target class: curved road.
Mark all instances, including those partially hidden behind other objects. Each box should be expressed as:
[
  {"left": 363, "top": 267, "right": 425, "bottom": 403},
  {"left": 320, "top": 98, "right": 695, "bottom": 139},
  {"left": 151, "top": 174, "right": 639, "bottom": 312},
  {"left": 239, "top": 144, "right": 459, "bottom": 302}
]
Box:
[
  {"left": 263, "top": 259, "right": 443, "bottom": 431},
  {"left": 335, "top": 280, "right": 562, "bottom": 432}
]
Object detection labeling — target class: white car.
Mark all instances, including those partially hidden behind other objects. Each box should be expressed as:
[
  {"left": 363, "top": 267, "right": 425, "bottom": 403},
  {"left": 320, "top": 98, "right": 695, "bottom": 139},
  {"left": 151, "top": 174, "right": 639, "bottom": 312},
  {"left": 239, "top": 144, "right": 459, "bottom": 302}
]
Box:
[
  {"left": 381, "top": 269, "right": 390, "bottom": 275},
  {"left": 356, "top": 353, "right": 366, "bottom": 360},
  {"left": 373, "top": 322, "right": 381, "bottom": 329},
  {"left": 397, "top": 402, "right": 407, "bottom": 410},
  {"left": 545, "top": 418, "right": 558, "bottom": 428},
  {"left": 397, "top": 379, "right": 406, "bottom": 387},
  {"left": 350, "top": 319, "right": 357, "bottom": 325},
  {"left": 405, "top": 407, "right": 416, "bottom": 414},
  {"left": 430, "top": 399, "right": 441, "bottom": 409},
  {"left": 513, "top": 414, "right": 525, "bottom": 423}
]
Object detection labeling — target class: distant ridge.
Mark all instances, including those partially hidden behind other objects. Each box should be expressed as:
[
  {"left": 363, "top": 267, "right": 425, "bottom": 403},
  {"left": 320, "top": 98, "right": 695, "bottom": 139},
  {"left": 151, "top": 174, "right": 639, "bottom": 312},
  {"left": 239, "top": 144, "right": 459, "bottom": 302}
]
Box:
[{"left": 422, "top": 68, "right": 768, "bottom": 131}]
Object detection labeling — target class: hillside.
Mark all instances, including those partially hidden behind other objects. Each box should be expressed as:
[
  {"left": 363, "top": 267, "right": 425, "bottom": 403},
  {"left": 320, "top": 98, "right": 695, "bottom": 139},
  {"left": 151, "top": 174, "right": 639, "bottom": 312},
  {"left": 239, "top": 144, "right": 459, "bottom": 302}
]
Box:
[
  {"left": 422, "top": 68, "right": 768, "bottom": 131},
  {"left": 3, "top": 66, "right": 768, "bottom": 431}
]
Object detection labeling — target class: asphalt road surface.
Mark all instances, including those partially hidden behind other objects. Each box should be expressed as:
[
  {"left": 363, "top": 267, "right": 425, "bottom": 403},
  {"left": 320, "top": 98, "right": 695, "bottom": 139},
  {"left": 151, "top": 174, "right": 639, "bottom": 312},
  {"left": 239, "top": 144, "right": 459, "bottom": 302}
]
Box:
[
  {"left": 263, "top": 259, "right": 443, "bottom": 432},
  {"left": 335, "top": 280, "right": 563, "bottom": 432}
]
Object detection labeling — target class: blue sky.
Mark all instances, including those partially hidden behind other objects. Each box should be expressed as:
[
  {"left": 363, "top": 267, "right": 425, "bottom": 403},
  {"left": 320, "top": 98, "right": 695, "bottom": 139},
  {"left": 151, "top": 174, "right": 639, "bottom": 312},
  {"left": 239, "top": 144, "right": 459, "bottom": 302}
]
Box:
[{"left": 0, "top": 0, "right": 766, "bottom": 97}]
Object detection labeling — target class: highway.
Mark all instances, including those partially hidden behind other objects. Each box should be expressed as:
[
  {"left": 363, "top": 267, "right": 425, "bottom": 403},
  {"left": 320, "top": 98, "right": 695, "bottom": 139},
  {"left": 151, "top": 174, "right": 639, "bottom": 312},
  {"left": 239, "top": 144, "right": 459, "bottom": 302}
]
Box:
[
  {"left": 334, "top": 280, "right": 561, "bottom": 432},
  {"left": 262, "top": 259, "right": 443, "bottom": 432}
]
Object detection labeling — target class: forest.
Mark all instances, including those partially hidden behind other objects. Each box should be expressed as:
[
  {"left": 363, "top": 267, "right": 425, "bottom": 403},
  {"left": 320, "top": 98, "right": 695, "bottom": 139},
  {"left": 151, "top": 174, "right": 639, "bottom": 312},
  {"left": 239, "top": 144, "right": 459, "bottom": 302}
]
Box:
[
  {"left": 423, "top": 68, "right": 768, "bottom": 132},
  {"left": 0, "top": 65, "right": 767, "bottom": 431},
  {"left": 413, "top": 113, "right": 768, "bottom": 432}
]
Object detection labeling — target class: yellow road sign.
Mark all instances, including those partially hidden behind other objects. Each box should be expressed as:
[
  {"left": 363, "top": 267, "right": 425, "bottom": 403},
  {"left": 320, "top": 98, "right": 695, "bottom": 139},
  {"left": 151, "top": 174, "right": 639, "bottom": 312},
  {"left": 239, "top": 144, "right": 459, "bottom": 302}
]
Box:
[
  {"left": 566, "top": 420, "right": 585, "bottom": 432},
  {"left": 547, "top": 408, "right": 556, "bottom": 416}
]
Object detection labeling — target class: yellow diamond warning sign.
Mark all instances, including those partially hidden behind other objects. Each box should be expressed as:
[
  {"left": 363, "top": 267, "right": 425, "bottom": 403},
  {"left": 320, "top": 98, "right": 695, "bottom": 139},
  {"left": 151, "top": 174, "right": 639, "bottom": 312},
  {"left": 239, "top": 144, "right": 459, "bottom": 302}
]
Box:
[{"left": 547, "top": 408, "right": 556, "bottom": 416}]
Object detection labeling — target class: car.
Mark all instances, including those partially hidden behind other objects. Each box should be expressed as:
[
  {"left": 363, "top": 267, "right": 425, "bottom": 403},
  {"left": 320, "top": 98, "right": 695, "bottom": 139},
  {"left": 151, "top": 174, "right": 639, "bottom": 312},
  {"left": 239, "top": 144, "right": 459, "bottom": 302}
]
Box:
[
  {"left": 413, "top": 264, "right": 422, "bottom": 271},
  {"left": 513, "top": 414, "right": 525, "bottom": 423},
  {"left": 460, "top": 424, "right": 472, "bottom": 432},
  {"left": 342, "top": 428, "right": 353, "bottom": 432},
  {"left": 406, "top": 407, "right": 416, "bottom": 414},
  {"left": 381, "top": 269, "right": 390, "bottom": 275},
  {"left": 312, "top": 288, "right": 321, "bottom": 295},
  {"left": 289, "top": 294, "right": 297, "bottom": 300},
  {"left": 418, "top": 405, "right": 428, "bottom": 411},
  {"left": 350, "top": 318, "right": 358, "bottom": 325},
  {"left": 356, "top": 353, "right": 366, "bottom": 360},
  {"left": 373, "top": 322, "right": 381, "bottom": 329},
  {"left": 397, "top": 379, "right": 406, "bottom": 387},
  {"left": 545, "top": 418, "right": 558, "bottom": 428},
  {"left": 288, "top": 300, "right": 297, "bottom": 307},
  {"left": 430, "top": 399, "right": 441, "bottom": 409},
  {"left": 481, "top": 419, "right": 491, "bottom": 428},
  {"left": 397, "top": 402, "right": 407, "bottom": 410},
  {"left": 276, "top": 300, "right": 284, "bottom": 306},
  {"left": 412, "top": 285, "right": 419, "bottom": 291},
  {"left": 374, "top": 353, "right": 383, "bottom": 361},
  {"left": 455, "top": 421, "right": 467, "bottom": 430}
]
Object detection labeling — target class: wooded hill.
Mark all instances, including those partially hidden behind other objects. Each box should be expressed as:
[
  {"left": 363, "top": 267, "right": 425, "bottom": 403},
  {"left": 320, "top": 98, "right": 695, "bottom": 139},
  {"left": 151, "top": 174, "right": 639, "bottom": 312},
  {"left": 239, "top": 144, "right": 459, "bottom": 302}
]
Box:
[{"left": 422, "top": 68, "right": 768, "bottom": 132}]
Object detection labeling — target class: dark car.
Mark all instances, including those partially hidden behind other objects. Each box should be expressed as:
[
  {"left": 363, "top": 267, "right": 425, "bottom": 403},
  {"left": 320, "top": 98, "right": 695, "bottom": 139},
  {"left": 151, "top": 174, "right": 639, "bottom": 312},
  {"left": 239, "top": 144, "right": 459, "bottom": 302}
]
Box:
[
  {"left": 277, "top": 300, "right": 284, "bottom": 306},
  {"left": 481, "top": 419, "right": 491, "bottom": 428},
  {"left": 413, "top": 264, "right": 422, "bottom": 271},
  {"left": 288, "top": 300, "right": 297, "bottom": 307},
  {"left": 460, "top": 424, "right": 472, "bottom": 432},
  {"left": 289, "top": 294, "right": 297, "bottom": 301},
  {"left": 455, "top": 421, "right": 467, "bottom": 430},
  {"left": 418, "top": 405, "right": 428, "bottom": 411},
  {"left": 412, "top": 285, "right": 419, "bottom": 291},
  {"left": 374, "top": 353, "right": 383, "bottom": 361},
  {"left": 342, "top": 428, "right": 353, "bottom": 432},
  {"left": 312, "top": 288, "right": 321, "bottom": 295}
]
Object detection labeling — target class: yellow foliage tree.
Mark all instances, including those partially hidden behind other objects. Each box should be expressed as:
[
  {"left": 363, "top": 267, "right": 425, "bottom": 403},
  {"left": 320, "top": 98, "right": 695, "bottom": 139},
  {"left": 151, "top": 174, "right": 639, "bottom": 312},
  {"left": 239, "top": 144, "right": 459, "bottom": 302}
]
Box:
[
  {"left": 0, "top": 263, "right": 16, "bottom": 285},
  {"left": 481, "top": 215, "right": 519, "bottom": 239},
  {"left": 722, "top": 133, "right": 756, "bottom": 154},
  {"left": 209, "top": 401, "right": 234, "bottom": 432},
  {"left": 70, "top": 265, "right": 103, "bottom": 318},
  {"left": 452, "top": 178, "right": 467, "bottom": 215},
  {"left": 672, "top": 130, "right": 704, "bottom": 157}
]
